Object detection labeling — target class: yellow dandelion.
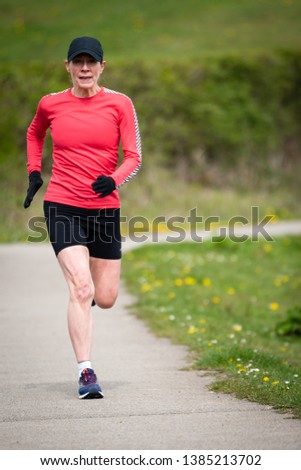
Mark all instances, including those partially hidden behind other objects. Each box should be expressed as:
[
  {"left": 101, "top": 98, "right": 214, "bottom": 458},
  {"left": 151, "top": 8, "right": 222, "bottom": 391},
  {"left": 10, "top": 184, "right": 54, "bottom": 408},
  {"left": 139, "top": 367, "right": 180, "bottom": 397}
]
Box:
[
  {"left": 187, "top": 327, "right": 199, "bottom": 334},
  {"left": 281, "top": 275, "right": 289, "bottom": 283},
  {"left": 207, "top": 342, "right": 213, "bottom": 347},
  {"left": 270, "top": 214, "right": 279, "bottom": 223},
  {"left": 174, "top": 278, "right": 183, "bottom": 287},
  {"left": 212, "top": 296, "right": 221, "bottom": 304},
  {"left": 263, "top": 377, "right": 270, "bottom": 382},
  {"left": 233, "top": 324, "right": 242, "bottom": 332},
  {"left": 272, "top": 381, "right": 279, "bottom": 386},
  {"left": 238, "top": 368, "right": 246, "bottom": 373},
  {"left": 168, "top": 292, "right": 176, "bottom": 299},
  {"left": 274, "top": 278, "right": 282, "bottom": 287},
  {"left": 185, "top": 277, "right": 197, "bottom": 285},
  {"left": 227, "top": 287, "right": 236, "bottom": 295},
  {"left": 182, "top": 265, "right": 191, "bottom": 274},
  {"left": 141, "top": 283, "right": 152, "bottom": 292},
  {"left": 202, "top": 278, "right": 212, "bottom": 287},
  {"left": 199, "top": 319, "right": 206, "bottom": 325},
  {"left": 269, "top": 302, "right": 279, "bottom": 311},
  {"left": 200, "top": 327, "right": 207, "bottom": 333},
  {"left": 263, "top": 244, "right": 272, "bottom": 253},
  {"left": 279, "top": 346, "right": 287, "bottom": 352}
]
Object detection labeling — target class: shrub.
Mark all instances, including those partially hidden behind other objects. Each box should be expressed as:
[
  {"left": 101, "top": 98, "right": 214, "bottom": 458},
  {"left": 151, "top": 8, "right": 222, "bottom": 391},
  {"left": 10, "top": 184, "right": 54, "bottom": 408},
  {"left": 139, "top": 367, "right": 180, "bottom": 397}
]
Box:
[{"left": 276, "top": 306, "right": 301, "bottom": 337}]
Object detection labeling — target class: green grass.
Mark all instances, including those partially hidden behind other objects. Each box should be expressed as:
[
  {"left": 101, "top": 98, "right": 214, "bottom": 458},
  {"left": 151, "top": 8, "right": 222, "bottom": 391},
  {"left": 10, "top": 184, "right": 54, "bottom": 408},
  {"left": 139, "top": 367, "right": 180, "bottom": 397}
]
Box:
[
  {"left": 1, "top": 0, "right": 301, "bottom": 64},
  {"left": 122, "top": 235, "right": 301, "bottom": 417}
]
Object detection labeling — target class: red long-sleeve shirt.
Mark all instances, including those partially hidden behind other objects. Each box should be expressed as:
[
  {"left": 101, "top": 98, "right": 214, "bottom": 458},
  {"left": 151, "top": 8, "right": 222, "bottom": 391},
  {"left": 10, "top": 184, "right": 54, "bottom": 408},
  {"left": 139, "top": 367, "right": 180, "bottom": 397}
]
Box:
[{"left": 27, "top": 87, "right": 142, "bottom": 208}]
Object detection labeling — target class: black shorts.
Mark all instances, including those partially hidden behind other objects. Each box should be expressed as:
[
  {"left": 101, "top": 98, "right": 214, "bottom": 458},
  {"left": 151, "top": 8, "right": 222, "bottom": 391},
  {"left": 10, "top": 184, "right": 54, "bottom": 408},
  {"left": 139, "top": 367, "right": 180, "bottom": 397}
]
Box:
[{"left": 44, "top": 201, "right": 121, "bottom": 259}]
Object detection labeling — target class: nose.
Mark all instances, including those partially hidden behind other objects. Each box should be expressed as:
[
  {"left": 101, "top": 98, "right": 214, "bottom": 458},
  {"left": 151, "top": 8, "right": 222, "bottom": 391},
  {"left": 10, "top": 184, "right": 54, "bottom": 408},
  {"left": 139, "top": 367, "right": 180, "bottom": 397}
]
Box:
[{"left": 81, "top": 61, "right": 89, "bottom": 70}]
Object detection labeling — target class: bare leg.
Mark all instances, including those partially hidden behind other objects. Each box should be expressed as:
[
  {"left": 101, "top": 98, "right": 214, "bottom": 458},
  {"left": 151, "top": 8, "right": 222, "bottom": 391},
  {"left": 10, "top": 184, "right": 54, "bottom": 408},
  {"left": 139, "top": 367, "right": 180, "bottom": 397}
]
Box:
[
  {"left": 90, "top": 258, "right": 121, "bottom": 309},
  {"left": 57, "top": 245, "right": 95, "bottom": 362}
]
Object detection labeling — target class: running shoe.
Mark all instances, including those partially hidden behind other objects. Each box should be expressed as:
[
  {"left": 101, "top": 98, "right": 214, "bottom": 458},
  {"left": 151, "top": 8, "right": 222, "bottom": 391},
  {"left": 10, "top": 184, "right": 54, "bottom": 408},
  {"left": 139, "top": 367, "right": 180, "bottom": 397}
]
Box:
[{"left": 78, "top": 368, "right": 104, "bottom": 399}]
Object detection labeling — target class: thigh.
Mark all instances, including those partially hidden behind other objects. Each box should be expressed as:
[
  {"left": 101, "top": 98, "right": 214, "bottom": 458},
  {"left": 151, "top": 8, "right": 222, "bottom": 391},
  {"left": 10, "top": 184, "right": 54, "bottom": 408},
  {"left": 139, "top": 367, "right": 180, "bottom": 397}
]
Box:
[
  {"left": 90, "top": 257, "right": 121, "bottom": 308},
  {"left": 58, "top": 245, "right": 94, "bottom": 296}
]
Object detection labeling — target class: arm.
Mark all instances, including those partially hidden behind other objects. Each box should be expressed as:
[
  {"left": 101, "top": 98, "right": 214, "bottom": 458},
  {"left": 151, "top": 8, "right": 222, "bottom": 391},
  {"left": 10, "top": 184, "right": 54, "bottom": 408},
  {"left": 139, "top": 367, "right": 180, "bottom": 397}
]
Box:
[
  {"left": 26, "top": 98, "right": 49, "bottom": 174},
  {"left": 92, "top": 96, "right": 142, "bottom": 198},
  {"left": 111, "top": 96, "right": 142, "bottom": 189},
  {"left": 24, "top": 98, "right": 49, "bottom": 208}
]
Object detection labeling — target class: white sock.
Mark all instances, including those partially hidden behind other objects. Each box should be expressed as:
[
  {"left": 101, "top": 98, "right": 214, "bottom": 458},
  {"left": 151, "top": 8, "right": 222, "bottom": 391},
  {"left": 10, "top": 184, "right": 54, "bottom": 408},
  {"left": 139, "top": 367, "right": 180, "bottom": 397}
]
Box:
[{"left": 78, "top": 360, "right": 92, "bottom": 377}]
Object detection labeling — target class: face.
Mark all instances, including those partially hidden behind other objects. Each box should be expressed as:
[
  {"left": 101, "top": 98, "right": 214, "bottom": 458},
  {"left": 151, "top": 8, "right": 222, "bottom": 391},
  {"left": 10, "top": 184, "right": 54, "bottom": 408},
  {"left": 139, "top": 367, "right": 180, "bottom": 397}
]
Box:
[{"left": 65, "top": 54, "right": 106, "bottom": 94}]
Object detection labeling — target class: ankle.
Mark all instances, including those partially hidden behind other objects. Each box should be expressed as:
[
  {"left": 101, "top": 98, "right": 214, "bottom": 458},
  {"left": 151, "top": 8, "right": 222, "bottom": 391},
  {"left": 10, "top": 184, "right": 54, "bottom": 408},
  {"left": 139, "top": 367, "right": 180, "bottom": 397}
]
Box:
[{"left": 78, "top": 360, "right": 92, "bottom": 377}]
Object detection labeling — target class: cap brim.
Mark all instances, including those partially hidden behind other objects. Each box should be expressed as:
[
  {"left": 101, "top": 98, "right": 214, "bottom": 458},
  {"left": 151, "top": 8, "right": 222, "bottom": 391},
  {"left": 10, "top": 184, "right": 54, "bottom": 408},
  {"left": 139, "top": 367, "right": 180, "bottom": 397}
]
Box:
[{"left": 68, "top": 49, "right": 102, "bottom": 62}]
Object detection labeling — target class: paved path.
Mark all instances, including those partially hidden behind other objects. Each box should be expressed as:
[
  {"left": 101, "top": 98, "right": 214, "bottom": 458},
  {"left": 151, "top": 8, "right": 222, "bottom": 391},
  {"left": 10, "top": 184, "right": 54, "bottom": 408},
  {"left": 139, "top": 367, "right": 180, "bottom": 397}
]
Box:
[{"left": 1, "top": 222, "right": 301, "bottom": 450}]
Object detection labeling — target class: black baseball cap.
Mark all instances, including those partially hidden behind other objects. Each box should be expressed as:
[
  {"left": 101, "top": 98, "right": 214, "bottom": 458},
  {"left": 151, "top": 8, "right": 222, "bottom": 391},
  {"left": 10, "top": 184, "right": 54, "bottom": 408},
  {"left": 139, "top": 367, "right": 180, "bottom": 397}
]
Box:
[{"left": 67, "top": 36, "right": 104, "bottom": 62}]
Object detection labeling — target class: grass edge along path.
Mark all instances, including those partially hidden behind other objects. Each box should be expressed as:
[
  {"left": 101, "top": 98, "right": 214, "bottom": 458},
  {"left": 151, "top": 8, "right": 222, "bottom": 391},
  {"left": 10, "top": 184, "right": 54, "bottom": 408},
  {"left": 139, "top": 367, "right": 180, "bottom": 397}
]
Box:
[{"left": 122, "top": 234, "right": 301, "bottom": 418}]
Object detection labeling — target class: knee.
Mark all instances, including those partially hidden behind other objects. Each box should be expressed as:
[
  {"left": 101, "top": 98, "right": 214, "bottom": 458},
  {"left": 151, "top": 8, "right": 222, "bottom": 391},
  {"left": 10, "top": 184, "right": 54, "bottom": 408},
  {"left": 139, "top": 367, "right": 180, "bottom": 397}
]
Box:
[
  {"left": 94, "top": 291, "right": 118, "bottom": 309},
  {"left": 71, "top": 280, "right": 95, "bottom": 305}
]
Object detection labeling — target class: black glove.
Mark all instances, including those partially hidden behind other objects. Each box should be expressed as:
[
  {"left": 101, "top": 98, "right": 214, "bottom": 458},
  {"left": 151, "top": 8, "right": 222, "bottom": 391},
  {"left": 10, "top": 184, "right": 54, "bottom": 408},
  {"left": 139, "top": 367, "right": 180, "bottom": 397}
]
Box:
[
  {"left": 91, "top": 175, "right": 116, "bottom": 198},
  {"left": 23, "top": 171, "right": 43, "bottom": 208}
]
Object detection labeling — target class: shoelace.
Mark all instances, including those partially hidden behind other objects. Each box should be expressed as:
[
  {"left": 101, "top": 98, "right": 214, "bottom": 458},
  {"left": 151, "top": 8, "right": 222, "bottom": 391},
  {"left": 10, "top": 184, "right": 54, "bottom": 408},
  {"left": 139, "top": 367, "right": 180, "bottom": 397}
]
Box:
[{"left": 81, "top": 368, "right": 97, "bottom": 384}]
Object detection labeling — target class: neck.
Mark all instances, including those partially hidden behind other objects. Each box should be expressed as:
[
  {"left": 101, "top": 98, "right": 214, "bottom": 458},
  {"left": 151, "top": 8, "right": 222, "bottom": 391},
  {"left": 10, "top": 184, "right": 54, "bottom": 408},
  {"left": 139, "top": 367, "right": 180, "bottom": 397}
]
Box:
[{"left": 71, "top": 86, "right": 101, "bottom": 98}]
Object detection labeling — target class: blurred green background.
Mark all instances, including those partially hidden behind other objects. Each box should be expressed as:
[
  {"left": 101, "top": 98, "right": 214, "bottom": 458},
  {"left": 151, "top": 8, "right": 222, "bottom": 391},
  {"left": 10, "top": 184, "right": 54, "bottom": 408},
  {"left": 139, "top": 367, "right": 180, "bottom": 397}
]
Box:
[
  {"left": 1, "top": 0, "right": 301, "bottom": 240},
  {"left": 1, "top": 0, "right": 301, "bottom": 62}
]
